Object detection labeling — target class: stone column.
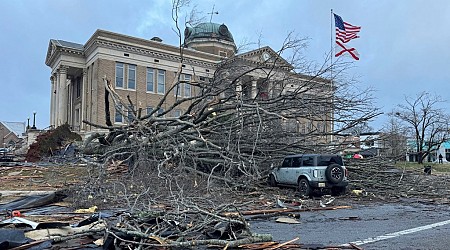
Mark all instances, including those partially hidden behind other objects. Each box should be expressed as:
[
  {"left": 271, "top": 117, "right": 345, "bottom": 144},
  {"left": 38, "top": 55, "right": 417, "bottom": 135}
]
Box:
[
  {"left": 67, "top": 78, "right": 72, "bottom": 126},
  {"left": 81, "top": 68, "right": 87, "bottom": 131},
  {"left": 54, "top": 73, "right": 60, "bottom": 126},
  {"left": 58, "top": 66, "right": 68, "bottom": 125},
  {"left": 50, "top": 76, "right": 55, "bottom": 127}
]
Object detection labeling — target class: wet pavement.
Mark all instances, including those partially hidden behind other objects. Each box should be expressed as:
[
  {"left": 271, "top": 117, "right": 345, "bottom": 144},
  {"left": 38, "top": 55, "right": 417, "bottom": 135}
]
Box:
[{"left": 250, "top": 201, "right": 450, "bottom": 249}]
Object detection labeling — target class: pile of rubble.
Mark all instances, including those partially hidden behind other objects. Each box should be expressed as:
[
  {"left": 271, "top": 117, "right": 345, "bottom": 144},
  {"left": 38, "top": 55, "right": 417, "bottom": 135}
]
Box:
[
  {"left": 347, "top": 157, "right": 450, "bottom": 202},
  {"left": 0, "top": 187, "right": 358, "bottom": 249}
]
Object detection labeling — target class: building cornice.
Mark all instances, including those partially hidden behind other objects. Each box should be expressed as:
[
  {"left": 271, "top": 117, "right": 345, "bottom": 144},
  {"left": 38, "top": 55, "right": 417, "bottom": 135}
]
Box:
[
  {"left": 45, "top": 40, "right": 84, "bottom": 67},
  {"left": 83, "top": 30, "right": 222, "bottom": 69},
  {"left": 88, "top": 39, "right": 218, "bottom": 69}
]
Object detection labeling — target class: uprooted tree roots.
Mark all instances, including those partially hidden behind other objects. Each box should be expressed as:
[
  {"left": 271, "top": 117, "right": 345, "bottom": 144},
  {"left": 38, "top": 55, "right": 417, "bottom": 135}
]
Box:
[{"left": 26, "top": 124, "right": 82, "bottom": 162}]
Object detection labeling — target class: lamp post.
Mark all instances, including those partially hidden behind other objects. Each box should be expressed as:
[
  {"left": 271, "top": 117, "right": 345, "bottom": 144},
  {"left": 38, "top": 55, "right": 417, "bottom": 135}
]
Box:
[
  {"left": 31, "top": 111, "right": 37, "bottom": 130},
  {"left": 27, "top": 117, "right": 30, "bottom": 130}
]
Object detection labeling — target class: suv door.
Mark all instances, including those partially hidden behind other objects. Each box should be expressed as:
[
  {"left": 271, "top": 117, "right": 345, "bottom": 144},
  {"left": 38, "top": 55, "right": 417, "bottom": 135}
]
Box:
[
  {"left": 276, "top": 157, "right": 292, "bottom": 184},
  {"left": 284, "top": 156, "right": 302, "bottom": 185}
]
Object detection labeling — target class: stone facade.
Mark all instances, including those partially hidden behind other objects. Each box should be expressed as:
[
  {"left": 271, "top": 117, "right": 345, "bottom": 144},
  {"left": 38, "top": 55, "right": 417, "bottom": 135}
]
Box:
[
  {"left": 45, "top": 23, "right": 333, "bottom": 143},
  {"left": 46, "top": 29, "right": 221, "bottom": 133}
]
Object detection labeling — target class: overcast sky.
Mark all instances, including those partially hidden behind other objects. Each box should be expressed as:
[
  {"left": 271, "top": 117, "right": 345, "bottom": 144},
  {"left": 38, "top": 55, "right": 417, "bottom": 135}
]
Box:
[{"left": 1, "top": 0, "right": 449, "bottom": 130}]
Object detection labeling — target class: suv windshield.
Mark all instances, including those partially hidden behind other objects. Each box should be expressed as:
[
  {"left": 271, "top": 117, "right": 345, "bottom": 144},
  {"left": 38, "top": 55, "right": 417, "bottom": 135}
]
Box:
[{"left": 317, "top": 155, "right": 343, "bottom": 166}]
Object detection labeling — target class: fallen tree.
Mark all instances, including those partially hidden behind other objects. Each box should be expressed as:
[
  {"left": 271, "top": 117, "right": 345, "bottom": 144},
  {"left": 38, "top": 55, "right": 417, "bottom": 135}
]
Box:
[{"left": 74, "top": 1, "right": 380, "bottom": 210}]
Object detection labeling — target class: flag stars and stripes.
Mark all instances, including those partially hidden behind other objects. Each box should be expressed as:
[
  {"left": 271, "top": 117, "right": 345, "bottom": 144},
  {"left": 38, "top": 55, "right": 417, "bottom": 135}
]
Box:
[{"left": 333, "top": 13, "right": 361, "bottom": 60}]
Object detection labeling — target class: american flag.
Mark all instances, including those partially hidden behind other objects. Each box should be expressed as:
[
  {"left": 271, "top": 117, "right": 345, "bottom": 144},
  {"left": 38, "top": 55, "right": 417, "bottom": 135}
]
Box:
[
  {"left": 334, "top": 13, "right": 361, "bottom": 43},
  {"left": 334, "top": 13, "right": 361, "bottom": 60}
]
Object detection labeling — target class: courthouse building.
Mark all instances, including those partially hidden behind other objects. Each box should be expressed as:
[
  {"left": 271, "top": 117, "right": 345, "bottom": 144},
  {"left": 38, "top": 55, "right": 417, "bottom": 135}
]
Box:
[{"left": 45, "top": 22, "right": 332, "bottom": 141}]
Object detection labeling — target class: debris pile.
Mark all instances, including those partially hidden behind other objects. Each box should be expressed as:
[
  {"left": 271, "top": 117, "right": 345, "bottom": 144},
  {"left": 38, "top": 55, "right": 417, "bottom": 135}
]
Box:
[
  {"left": 0, "top": 191, "right": 265, "bottom": 249},
  {"left": 347, "top": 157, "right": 450, "bottom": 200},
  {"left": 0, "top": 186, "right": 357, "bottom": 249},
  {"left": 26, "top": 124, "right": 81, "bottom": 162}
]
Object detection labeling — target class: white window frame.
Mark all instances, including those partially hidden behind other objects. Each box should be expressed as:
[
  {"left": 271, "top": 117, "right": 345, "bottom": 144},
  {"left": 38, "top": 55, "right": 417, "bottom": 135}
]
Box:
[
  {"left": 115, "top": 104, "right": 124, "bottom": 123},
  {"left": 174, "top": 83, "right": 182, "bottom": 97},
  {"left": 157, "top": 70, "right": 165, "bottom": 94},
  {"left": 146, "top": 106, "right": 154, "bottom": 116},
  {"left": 127, "top": 65, "right": 136, "bottom": 90},
  {"left": 146, "top": 68, "right": 154, "bottom": 92},
  {"left": 115, "top": 62, "right": 124, "bottom": 88}
]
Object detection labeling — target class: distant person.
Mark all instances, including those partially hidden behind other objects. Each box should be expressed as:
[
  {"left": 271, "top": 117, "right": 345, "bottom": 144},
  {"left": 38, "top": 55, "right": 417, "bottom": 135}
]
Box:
[{"left": 439, "top": 154, "right": 443, "bottom": 164}]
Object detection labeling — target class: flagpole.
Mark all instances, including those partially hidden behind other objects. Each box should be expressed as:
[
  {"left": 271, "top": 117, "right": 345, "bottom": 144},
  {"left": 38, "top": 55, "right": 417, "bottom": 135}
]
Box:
[
  {"left": 330, "top": 9, "right": 333, "bottom": 81},
  {"left": 330, "top": 9, "right": 334, "bottom": 143}
]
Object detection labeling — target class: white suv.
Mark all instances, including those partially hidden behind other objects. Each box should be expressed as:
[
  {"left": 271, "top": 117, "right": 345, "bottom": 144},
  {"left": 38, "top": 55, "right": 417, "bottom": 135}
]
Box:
[{"left": 268, "top": 154, "right": 348, "bottom": 196}]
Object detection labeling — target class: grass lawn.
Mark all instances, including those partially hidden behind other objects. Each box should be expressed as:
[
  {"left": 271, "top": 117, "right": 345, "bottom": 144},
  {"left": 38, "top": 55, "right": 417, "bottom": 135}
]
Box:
[{"left": 395, "top": 161, "right": 450, "bottom": 173}]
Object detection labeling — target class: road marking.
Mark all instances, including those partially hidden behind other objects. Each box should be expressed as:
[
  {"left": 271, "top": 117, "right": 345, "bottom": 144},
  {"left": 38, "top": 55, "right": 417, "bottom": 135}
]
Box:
[{"left": 342, "top": 218, "right": 450, "bottom": 246}]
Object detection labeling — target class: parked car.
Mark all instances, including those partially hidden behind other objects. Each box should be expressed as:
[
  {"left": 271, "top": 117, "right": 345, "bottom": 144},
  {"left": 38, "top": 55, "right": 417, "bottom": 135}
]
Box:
[
  {"left": 0, "top": 148, "right": 14, "bottom": 162},
  {"left": 268, "top": 154, "right": 348, "bottom": 196}
]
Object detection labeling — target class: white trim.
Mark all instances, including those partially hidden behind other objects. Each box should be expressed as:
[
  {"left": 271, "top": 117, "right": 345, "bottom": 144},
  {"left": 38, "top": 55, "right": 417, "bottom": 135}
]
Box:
[
  {"left": 127, "top": 64, "right": 136, "bottom": 90},
  {"left": 115, "top": 62, "right": 124, "bottom": 88}
]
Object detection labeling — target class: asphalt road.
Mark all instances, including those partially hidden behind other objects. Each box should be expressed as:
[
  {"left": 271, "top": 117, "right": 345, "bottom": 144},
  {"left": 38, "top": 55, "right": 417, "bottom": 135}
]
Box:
[{"left": 250, "top": 201, "right": 450, "bottom": 249}]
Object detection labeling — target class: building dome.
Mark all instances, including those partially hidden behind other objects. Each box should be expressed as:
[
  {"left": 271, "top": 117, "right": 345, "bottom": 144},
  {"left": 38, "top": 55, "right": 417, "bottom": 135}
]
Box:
[
  {"left": 184, "top": 23, "right": 237, "bottom": 56},
  {"left": 184, "top": 23, "right": 234, "bottom": 44}
]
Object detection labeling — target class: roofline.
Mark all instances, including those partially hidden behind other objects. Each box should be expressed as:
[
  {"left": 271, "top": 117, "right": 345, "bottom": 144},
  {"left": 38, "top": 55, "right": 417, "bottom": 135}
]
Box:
[
  {"left": 84, "top": 29, "right": 224, "bottom": 62},
  {"left": 45, "top": 39, "right": 84, "bottom": 67},
  {"left": 0, "top": 121, "right": 25, "bottom": 137}
]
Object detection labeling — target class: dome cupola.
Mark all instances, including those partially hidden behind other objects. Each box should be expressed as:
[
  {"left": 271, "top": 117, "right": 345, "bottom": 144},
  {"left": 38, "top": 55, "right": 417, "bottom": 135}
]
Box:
[{"left": 184, "top": 22, "right": 237, "bottom": 57}]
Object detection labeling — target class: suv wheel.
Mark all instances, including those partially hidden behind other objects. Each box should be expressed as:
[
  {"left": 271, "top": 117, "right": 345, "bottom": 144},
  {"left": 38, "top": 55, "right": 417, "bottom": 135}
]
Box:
[
  {"left": 298, "top": 178, "right": 311, "bottom": 197},
  {"left": 326, "top": 164, "right": 344, "bottom": 184},
  {"left": 268, "top": 175, "right": 277, "bottom": 187}
]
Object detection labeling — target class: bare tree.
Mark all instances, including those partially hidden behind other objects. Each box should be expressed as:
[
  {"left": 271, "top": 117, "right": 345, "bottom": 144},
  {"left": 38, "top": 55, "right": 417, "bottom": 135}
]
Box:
[
  {"left": 381, "top": 115, "right": 408, "bottom": 162},
  {"left": 392, "top": 92, "right": 450, "bottom": 164},
  {"left": 343, "top": 121, "right": 374, "bottom": 136}
]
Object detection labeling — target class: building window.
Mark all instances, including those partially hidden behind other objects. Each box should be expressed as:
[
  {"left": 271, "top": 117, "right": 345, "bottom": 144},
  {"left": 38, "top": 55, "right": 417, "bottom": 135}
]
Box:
[
  {"left": 157, "top": 70, "right": 165, "bottom": 94},
  {"left": 173, "top": 109, "right": 182, "bottom": 117},
  {"left": 76, "top": 78, "right": 81, "bottom": 98},
  {"left": 147, "top": 68, "right": 154, "bottom": 92},
  {"left": 318, "top": 122, "right": 326, "bottom": 133},
  {"left": 157, "top": 108, "right": 165, "bottom": 116},
  {"left": 146, "top": 106, "right": 153, "bottom": 116},
  {"left": 115, "top": 104, "right": 123, "bottom": 123},
  {"left": 174, "top": 83, "right": 182, "bottom": 97},
  {"left": 184, "top": 74, "right": 191, "bottom": 97},
  {"left": 127, "top": 105, "right": 135, "bottom": 123},
  {"left": 128, "top": 65, "right": 136, "bottom": 90},
  {"left": 115, "top": 63, "right": 124, "bottom": 88},
  {"left": 75, "top": 108, "right": 80, "bottom": 123}
]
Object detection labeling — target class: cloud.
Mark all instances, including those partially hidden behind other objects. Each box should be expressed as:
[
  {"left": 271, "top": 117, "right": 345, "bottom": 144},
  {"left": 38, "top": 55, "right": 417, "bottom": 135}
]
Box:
[{"left": 136, "top": 0, "right": 174, "bottom": 36}]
